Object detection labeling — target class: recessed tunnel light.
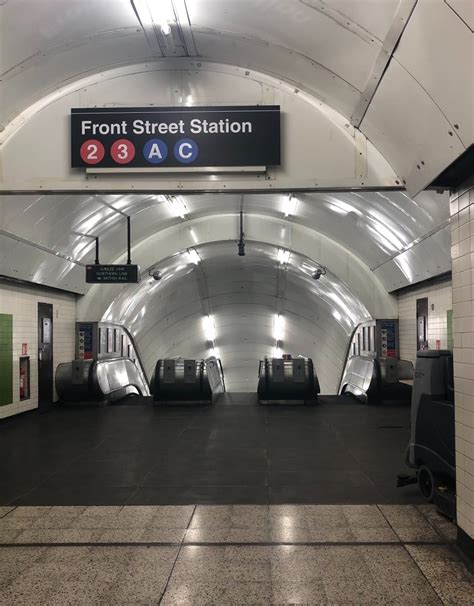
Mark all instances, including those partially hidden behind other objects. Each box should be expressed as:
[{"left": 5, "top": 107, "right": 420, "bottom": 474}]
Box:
[
  {"left": 277, "top": 248, "right": 291, "bottom": 264},
  {"left": 185, "top": 248, "right": 201, "bottom": 265},
  {"left": 189, "top": 227, "right": 198, "bottom": 243},
  {"left": 273, "top": 314, "right": 285, "bottom": 341},
  {"left": 282, "top": 194, "right": 297, "bottom": 217},
  {"left": 148, "top": 0, "right": 175, "bottom": 35},
  {"left": 203, "top": 315, "right": 216, "bottom": 342},
  {"left": 166, "top": 196, "right": 188, "bottom": 219}
]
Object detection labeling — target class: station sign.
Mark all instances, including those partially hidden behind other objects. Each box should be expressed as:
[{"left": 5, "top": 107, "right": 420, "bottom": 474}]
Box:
[
  {"left": 71, "top": 106, "right": 280, "bottom": 169},
  {"left": 86, "top": 264, "right": 140, "bottom": 284}
]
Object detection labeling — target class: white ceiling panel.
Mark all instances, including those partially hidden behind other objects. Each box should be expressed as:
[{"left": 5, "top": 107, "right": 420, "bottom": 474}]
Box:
[
  {"left": 445, "top": 0, "right": 473, "bottom": 28},
  {"left": 360, "top": 58, "right": 466, "bottom": 196},
  {"left": 188, "top": 0, "right": 381, "bottom": 91},
  {"left": 394, "top": 0, "right": 473, "bottom": 147}
]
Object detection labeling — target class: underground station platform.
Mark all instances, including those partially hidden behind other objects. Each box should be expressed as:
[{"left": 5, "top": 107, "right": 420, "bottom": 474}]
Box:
[
  {"left": 1, "top": 395, "right": 422, "bottom": 507},
  {"left": 0, "top": 395, "right": 470, "bottom": 605},
  {"left": 2, "top": 0, "right": 474, "bottom": 602}
]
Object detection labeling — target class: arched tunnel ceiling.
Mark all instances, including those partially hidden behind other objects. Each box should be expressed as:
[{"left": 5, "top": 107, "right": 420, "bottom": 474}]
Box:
[
  {"left": 101, "top": 240, "right": 370, "bottom": 393},
  {"left": 0, "top": 0, "right": 406, "bottom": 124},
  {"left": 1, "top": 0, "right": 472, "bottom": 194},
  {"left": 0, "top": 190, "right": 450, "bottom": 299}
]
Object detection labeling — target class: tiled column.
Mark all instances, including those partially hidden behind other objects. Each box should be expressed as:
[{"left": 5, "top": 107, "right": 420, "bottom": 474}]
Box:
[{"left": 450, "top": 181, "right": 474, "bottom": 547}]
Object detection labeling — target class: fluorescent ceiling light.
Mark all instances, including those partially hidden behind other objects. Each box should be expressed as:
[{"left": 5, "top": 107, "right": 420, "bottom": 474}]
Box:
[
  {"left": 203, "top": 315, "right": 216, "bottom": 342},
  {"left": 166, "top": 196, "right": 188, "bottom": 219},
  {"left": 148, "top": 0, "right": 175, "bottom": 34},
  {"left": 185, "top": 248, "right": 201, "bottom": 265},
  {"left": 277, "top": 248, "right": 291, "bottom": 264},
  {"left": 328, "top": 204, "right": 348, "bottom": 215},
  {"left": 282, "top": 194, "right": 297, "bottom": 217},
  {"left": 273, "top": 314, "right": 285, "bottom": 341},
  {"left": 328, "top": 198, "right": 361, "bottom": 215},
  {"left": 189, "top": 227, "right": 198, "bottom": 243}
]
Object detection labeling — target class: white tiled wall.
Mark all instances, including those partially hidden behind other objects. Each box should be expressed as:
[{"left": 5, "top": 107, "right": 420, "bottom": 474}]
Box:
[
  {"left": 398, "top": 280, "right": 452, "bottom": 366},
  {"left": 450, "top": 185, "right": 474, "bottom": 540},
  {"left": 0, "top": 281, "right": 76, "bottom": 419}
]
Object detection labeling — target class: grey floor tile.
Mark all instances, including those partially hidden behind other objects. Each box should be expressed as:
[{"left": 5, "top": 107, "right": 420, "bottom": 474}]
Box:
[
  {"left": 393, "top": 527, "right": 444, "bottom": 543},
  {"left": 14, "top": 528, "right": 103, "bottom": 543},
  {"left": 80, "top": 505, "right": 124, "bottom": 516},
  {"left": 43, "top": 506, "right": 87, "bottom": 517},
  {"left": 0, "top": 529, "right": 22, "bottom": 543},
  {"left": 0, "top": 554, "right": 110, "bottom": 604},
  {"left": 322, "top": 577, "right": 388, "bottom": 605},
  {"left": 0, "top": 516, "right": 37, "bottom": 530},
  {"left": 140, "top": 528, "right": 186, "bottom": 543},
  {"left": 0, "top": 547, "right": 47, "bottom": 587},
  {"left": 350, "top": 526, "right": 400, "bottom": 542},
  {"left": 0, "top": 507, "right": 15, "bottom": 519},
  {"left": 405, "top": 544, "right": 461, "bottom": 562},
  {"left": 123, "top": 505, "right": 194, "bottom": 526},
  {"left": 190, "top": 505, "right": 269, "bottom": 529},
  {"left": 342, "top": 504, "right": 392, "bottom": 528},
  {"left": 161, "top": 580, "right": 273, "bottom": 605},
  {"left": 271, "top": 580, "right": 328, "bottom": 604},
  {"left": 96, "top": 529, "right": 150, "bottom": 543},
  {"left": 74, "top": 514, "right": 137, "bottom": 530},
  {"left": 378, "top": 504, "right": 443, "bottom": 542},
  {"left": 416, "top": 504, "right": 457, "bottom": 542},
  {"left": 407, "top": 546, "right": 474, "bottom": 606},
  {"left": 308, "top": 525, "right": 356, "bottom": 542},
  {"left": 172, "top": 545, "right": 272, "bottom": 583},
  {"left": 102, "top": 546, "right": 179, "bottom": 604},
  {"left": 185, "top": 527, "right": 271, "bottom": 543},
  {"left": 31, "top": 514, "right": 80, "bottom": 530},
  {"left": 269, "top": 525, "right": 313, "bottom": 543},
  {"left": 270, "top": 546, "right": 336, "bottom": 581},
  {"left": 7, "top": 506, "right": 52, "bottom": 518},
  {"left": 0, "top": 546, "right": 178, "bottom": 605}
]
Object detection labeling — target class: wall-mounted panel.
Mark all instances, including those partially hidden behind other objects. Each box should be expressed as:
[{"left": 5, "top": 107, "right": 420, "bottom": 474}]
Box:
[
  {"left": 0, "top": 314, "right": 13, "bottom": 406},
  {"left": 360, "top": 58, "right": 466, "bottom": 197},
  {"left": 394, "top": 0, "right": 473, "bottom": 147}
]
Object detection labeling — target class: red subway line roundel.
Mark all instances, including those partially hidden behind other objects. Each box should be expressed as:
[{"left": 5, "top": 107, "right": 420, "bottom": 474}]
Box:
[{"left": 110, "top": 139, "right": 136, "bottom": 164}]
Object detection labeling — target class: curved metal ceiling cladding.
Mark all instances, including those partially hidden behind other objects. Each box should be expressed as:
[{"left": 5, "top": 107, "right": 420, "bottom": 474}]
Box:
[
  {"left": 0, "top": 1, "right": 463, "bottom": 393},
  {"left": 100, "top": 241, "right": 370, "bottom": 392},
  {"left": 0, "top": 188, "right": 449, "bottom": 392},
  {"left": 1, "top": 0, "right": 471, "bottom": 194}
]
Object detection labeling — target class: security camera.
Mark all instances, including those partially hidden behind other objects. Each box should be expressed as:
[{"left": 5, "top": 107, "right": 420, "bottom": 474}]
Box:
[
  {"left": 149, "top": 270, "right": 162, "bottom": 281},
  {"left": 312, "top": 267, "right": 326, "bottom": 280}
]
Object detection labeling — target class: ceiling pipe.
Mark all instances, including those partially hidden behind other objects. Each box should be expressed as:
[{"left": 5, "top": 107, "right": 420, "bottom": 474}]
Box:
[{"left": 238, "top": 211, "right": 245, "bottom": 256}]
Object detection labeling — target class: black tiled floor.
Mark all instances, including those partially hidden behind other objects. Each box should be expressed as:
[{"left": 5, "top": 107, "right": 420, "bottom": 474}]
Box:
[{"left": 0, "top": 394, "right": 423, "bottom": 505}]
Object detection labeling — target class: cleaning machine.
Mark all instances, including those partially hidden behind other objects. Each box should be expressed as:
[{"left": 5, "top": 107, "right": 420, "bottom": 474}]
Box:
[{"left": 398, "top": 349, "right": 456, "bottom": 519}]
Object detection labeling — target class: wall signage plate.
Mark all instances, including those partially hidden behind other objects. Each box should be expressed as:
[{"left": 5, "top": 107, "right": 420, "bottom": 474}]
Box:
[
  {"left": 71, "top": 106, "right": 280, "bottom": 169},
  {"left": 86, "top": 264, "right": 140, "bottom": 284}
]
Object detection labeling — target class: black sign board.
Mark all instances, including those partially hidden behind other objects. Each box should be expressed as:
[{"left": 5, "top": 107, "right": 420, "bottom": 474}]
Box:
[
  {"left": 86, "top": 264, "right": 139, "bottom": 284},
  {"left": 71, "top": 106, "right": 280, "bottom": 169}
]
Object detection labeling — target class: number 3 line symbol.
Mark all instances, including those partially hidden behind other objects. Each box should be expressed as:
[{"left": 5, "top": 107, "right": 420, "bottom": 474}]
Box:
[
  {"left": 80, "top": 139, "right": 105, "bottom": 165},
  {"left": 111, "top": 139, "right": 136, "bottom": 164}
]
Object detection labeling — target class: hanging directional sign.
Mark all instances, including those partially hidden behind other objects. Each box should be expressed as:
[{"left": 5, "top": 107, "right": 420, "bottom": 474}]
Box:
[
  {"left": 86, "top": 264, "right": 139, "bottom": 284},
  {"left": 71, "top": 106, "right": 280, "bottom": 169}
]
